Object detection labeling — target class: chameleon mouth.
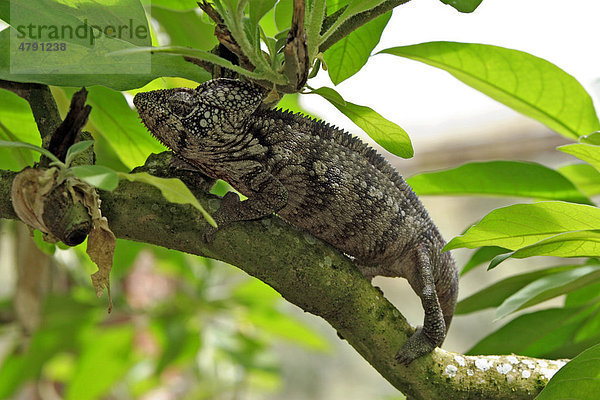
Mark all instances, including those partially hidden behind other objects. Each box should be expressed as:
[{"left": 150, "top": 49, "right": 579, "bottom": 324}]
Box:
[
  {"left": 138, "top": 117, "right": 175, "bottom": 152},
  {"left": 133, "top": 92, "right": 174, "bottom": 152},
  {"left": 141, "top": 119, "right": 173, "bottom": 152}
]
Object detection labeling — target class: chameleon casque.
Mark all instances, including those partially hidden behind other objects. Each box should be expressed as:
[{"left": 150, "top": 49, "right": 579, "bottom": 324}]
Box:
[{"left": 133, "top": 78, "right": 458, "bottom": 364}]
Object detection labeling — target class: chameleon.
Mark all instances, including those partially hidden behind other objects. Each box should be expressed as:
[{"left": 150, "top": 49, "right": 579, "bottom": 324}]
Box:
[{"left": 133, "top": 78, "right": 458, "bottom": 364}]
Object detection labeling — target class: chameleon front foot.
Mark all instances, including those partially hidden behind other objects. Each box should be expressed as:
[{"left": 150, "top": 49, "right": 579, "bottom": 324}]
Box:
[
  {"left": 203, "top": 192, "right": 243, "bottom": 243},
  {"left": 395, "top": 326, "right": 437, "bottom": 365}
]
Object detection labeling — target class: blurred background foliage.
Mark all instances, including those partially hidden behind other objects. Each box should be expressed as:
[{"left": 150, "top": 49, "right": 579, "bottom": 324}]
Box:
[{"left": 0, "top": 220, "right": 330, "bottom": 400}]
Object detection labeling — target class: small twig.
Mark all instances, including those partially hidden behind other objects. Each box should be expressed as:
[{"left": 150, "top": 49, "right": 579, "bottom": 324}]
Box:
[
  {"left": 197, "top": 1, "right": 254, "bottom": 72},
  {"left": 184, "top": 44, "right": 241, "bottom": 79},
  {"left": 282, "top": 0, "right": 309, "bottom": 91},
  {"left": 319, "top": 0, "right": 412, "bottom": 53},
  {"left": 183, "top": 56, "right": 214, "bottom": 74},
  {"left": 0, "top": 80, "right": 62, "bottom": 149},
  {"left": 47, "top": 88, "right": 91, "bottom": 162},
  {"left": 0, "top": 79, "right": 32, "bottom": 99},
  {"left": 321, "top": 5, "right": 346, "bottom": 34}
]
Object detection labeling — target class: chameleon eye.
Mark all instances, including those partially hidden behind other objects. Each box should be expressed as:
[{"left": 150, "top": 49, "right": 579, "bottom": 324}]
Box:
[{"left": 168, "top": 91, "right": 197, "bottom": 118}]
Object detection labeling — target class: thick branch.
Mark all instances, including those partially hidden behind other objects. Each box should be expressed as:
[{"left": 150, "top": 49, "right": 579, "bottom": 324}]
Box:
[{"left": 0, "top": 155, "right": 563, "bottom": 399}]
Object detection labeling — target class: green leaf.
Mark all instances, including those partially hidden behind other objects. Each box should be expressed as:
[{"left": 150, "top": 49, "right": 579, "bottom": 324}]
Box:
[
  {"left": 65, "top": 140, "right": 94, "bottom": 168},
  {"left": 4, "top": 1, "right": 155, "bottom": 79},
  {"left": 233, "top": 278, "right": 280, "bottom": 308},
  {"left": 439, "top": 0, "right": 483, "bottom": 13},
  {"left": 311, "top": 86, "right": 413, "bottom": 158},
  {"left": 326, "top": 0, "right": 351, "bottom": 15},
  {"left": 487, "top": 251, "right": 512, "bottom": 269},
  {"left": 115, "top": 45, "right": 283, "bottom": 83},
  {"left": 490, "top": 230, "right": 600, "bottom": 269},
  {"left": 536, "top": 343, "right": 600, "bottom": 400},
  {"left": 249, "top": 0, "right": 277, "bottom": 26},
  {"left": 558, "top": 163, "right": 600, "bottom": 197},
  {"left": 0, "top": 30, "right": 210, "bottom": 90},
  {"left": 566, "top": 281, "right": 600, "bottom": 307},
  {"left": 0, "top": 296, "right": 98, "bottom": 399},
  {"left": 152, "top": 315, "right": 201, "bottom": 373},
  {"left": 379, "top": 42, "right": 600, "bottom": 139},
  {"left": 141, "top": 0, "right": 198, "bottom": 10},
  {"left": 0, "top": 1, "right": 8, "bottom": 22},
  {"left": 460, "top": 246, "right": 509, "bottom": 275},
  {"left": 321, "top": 0, "right": 387, "bottom": 46},
  {"left": 559, "top": 143, "right": 600, "bottom": 172},
  {"left": 456, "top": 265, "right": 577, "bottom": 315},
  {"left": 233, "top": 280, "right": 329, "bottom": 351},
  {"left": 119, "top": 172, "right": 216, "bottom": 227},
  {"left": 0, "top": 90, "right": 40, "bottom": 170},
  {"left": 32, "top": 229, "right": 57, "bottom": 255},
  {"left": 246, "top": 308, "right": 329, "bottom": 351},
  {"left": 324, "top": 11, "right": 391, "bottom": 85},
  {"left": 305, "top": 0, "right": 327, "bottom": 60},
  {"left": 341, "top": 0, "right": 386, "bottom": 18},
  {"left": 467, "top": 306, "right": 598, "bottom": 358},
  {"left": 0, "top": 140, "right": 62, "bottom": 165},
  {"left": 69, "top": 165, "right": 119, "bottom": 191},
  {"left": 407, "top": 161, "right": 591, "bottom": 204},
  {"left": 150, "top": 6, "right": 218, "bottom": 50},
  {"left": 309, "top": 86, "right": 346, "bottom": 106},
  {"left": 580, "top": 131, "right": 600, "bottom": 145},
  {"left": 496, "top": 265, "right": 600, "bottom": 319},
  {"left": 445, "top": 202, "right": 600, "bottom": 251},
  {"left": 66, "top": 326, "right": 134, "bottom": 400},
  {"left": 575, "top": 303, "right": 600, "bottom": 342},
  {"left": 274, "top": 0, "right": 293, "bottom": 31}
]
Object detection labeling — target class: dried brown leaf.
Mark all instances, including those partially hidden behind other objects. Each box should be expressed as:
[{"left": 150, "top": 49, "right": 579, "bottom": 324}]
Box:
[
  {"left": 10, "top": 167, "right": 59, "bottom": 240},
  {"left": 67, "top": 176, "right": 116, "bottom": 312},
  {"left": 88, "top": 216, "right": 116, "bottom": 313}
]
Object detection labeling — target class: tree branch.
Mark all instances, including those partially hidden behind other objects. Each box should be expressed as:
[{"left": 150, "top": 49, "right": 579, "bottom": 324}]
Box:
[
  {"left": 0, "top": 80, "right": 62, "bottom": 149},
  {"left": 47, "top": 88, "right": 91, "bottom": 162},
  {"left": 281, "top": 0, "right": 309, "bottom": 92},
  {"left": 0, "top": 153, "right": 564, "bottom": 399},
  {"left": 197, "top": 1, "right": 254, "bottom": 71}
]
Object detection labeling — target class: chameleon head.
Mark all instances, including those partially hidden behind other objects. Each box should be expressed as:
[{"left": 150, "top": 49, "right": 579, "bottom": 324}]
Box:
[{"left": 133, "top": 79, "right": 262, "bottom": 156}]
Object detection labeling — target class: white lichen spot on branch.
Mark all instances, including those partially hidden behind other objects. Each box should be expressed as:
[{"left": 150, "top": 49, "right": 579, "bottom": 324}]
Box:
[
  {"left": 475, "top": 358, "right": 493, "bottom": 372},
  {"left": 506, "top": 355, "right": 519, "bottom": 364},
  {"left": 444, "top": 364, "right": 458, "bottom": 378},
  {"left": 453, "top": 355, "right": 466, "bottom": 366},
  {"left": 496, "top": 363, "right": 512, "bottom": 374}
]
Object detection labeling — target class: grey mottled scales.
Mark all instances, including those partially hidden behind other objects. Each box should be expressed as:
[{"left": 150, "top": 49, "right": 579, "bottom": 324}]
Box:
[{"left": 133, "top": 78, "right": 458, "bottom": 364}]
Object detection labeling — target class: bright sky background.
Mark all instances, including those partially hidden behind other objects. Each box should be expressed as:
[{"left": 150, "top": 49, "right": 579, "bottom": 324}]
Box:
[{"left": 303, "top": 0, "right": 600, "bottom": 151}]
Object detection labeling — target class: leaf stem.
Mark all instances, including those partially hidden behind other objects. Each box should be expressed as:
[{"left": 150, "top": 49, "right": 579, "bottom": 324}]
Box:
[{"left": 319, "top": 0, "right": 412, "bottom": 53}]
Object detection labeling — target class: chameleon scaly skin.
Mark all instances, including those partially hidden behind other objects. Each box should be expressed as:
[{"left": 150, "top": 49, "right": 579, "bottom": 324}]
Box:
[{"left": 133, "top": 78, "right": 458, "bottom": 364}]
